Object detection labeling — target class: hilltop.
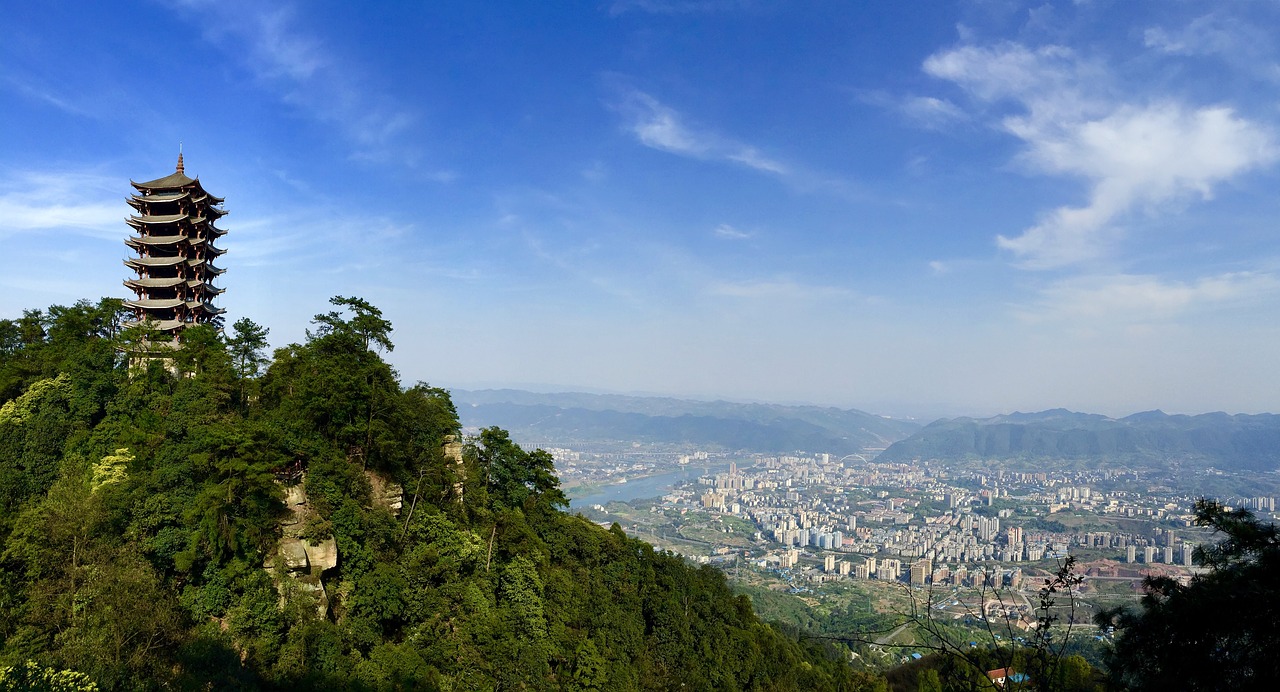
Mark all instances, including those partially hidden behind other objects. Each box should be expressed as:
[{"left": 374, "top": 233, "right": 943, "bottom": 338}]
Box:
[{"left": 0, "top": 298, "right": 873, "bottom": 690}]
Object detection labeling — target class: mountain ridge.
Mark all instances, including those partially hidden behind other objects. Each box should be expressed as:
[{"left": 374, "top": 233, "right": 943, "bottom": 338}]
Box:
[
  {"left": 878, "top": 408, "right": 1280, "bottom": 470},
  {"left": 450, "top": 388, "right": 921, "bottom": 454}
]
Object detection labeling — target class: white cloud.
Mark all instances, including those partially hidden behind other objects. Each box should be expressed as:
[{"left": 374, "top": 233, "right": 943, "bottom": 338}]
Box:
[
  {"left": 626, "top": 93, "right": 707, "bottom": 154},
  {"left": 617, "top": 90, "right": 789, "bottom": 175},
  {"left": 1144, "top": 13, "right": 1280, "bottom": 84},
  {"left": 726, "top": 146, "right": 789, "bottom": 175},
  {"left": 0, "top": 170, "right": 122, "bottom": 241},
  {"left": 925, "top": 42, "right": 1277, "bottom": 268},
  {"left": 901, "top": 96, "right": 967, "bottom": 129},
  {"left": 858, "top": 90, "right": 966, "bottom": 130},
  {"left": 1021, "top": 271, "right": 1280, "bottom": 322},
  {"left": 713, "top": 223, "right": 751, "bottom": 240},
  {"left": 1145, "top": 14, "right": 1255, "bottom": 58}
]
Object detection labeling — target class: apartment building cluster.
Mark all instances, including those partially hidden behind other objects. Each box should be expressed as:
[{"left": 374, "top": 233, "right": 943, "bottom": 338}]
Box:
[{"left": 644, "top": 453, "right": 1261, "bottom": 587}]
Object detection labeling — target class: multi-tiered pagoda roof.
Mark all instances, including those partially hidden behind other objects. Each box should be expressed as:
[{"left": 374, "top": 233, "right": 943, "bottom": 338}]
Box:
[{"left": 123, "top": 154, "right": 226, "bottom": 334}]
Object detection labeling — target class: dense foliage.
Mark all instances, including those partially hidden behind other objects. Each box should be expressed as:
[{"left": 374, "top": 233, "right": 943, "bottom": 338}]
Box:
[
  {"left": 1098, "top": 499, "right": 1280, "bottom": 690},
  {"left": 0, "top": 297, "right": 871, "bottom": 690}
]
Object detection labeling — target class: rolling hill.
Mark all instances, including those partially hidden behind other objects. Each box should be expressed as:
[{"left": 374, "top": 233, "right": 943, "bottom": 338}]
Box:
[
  {"left": 450, "top": 389, "right": 921, "bottom": 454},
  {"left": 876, "top": 409, "right": 1280, "bottom": 470}
]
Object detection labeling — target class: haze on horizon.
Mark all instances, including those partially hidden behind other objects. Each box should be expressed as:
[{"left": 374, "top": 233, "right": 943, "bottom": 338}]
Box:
[{"left": 4, "top": 1, "right": 1280, "bottom": 418}]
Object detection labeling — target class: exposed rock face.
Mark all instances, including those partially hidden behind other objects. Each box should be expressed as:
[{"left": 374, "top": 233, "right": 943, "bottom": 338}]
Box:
[
  {"left": 445, "top": 434, "right": 465, "bottom": 503},
  {"left": 280, "top": 540, "right": 309, "bottom": 571},
  {"left": 366, "top": 470, "right": 403, "bottom": 516},
  {"left": 266, "top": 475, "right": 338, "bottom": 615},
  {"left": 265, "top": 455, "right": 447, "bottom": 616},
  {"left": 305, "top": 536, "right": 338, "bottom": 572}
]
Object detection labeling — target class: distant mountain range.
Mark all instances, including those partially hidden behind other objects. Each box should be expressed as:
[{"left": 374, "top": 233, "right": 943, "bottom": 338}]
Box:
[
  {"left": 451, "top": 392, "right": 1280, "bottom": 470},
  {"left": 876, "top": 408, "right": 1280, "bottom": 471},
  {"left": 449, "top": 389, "right": 920, "bottom": 454}
]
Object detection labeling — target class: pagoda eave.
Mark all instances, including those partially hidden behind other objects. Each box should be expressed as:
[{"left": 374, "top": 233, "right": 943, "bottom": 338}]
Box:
[
  {"left": 131, "top": 171, "right": 197, "bottom": 190},
  {"left": 126, "top": 213, "right": 188, "bottom": 226},
  {"left": 125, "top": 298, "right": 185, "bottom": 310},
  {"left": 124, "top": 319, "right": 187, "bottom": 334},
  {"left": 124, "top": 277, "right": 186, "bottom": 290},
  {"left": 124, "top": 256, "right": 185, "bottom": 268},
  {"left": 125, "top": 234, "right": 187, "bottom": 248}
]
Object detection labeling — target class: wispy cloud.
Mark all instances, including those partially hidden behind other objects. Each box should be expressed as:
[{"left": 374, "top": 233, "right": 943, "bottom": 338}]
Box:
[
  {"left": 230, "top": 210, "right": 408, "bottom": 269},
  {"left": 1145, "top": 13, "right": 1267, "bottom": 59},
  {"left": 861, "top": 89, "right": 967, "bottom": 130},
  {"left": 0, "top": 170, "right": 122, "bottom": 241},
  {"left": 924, "top": 42, "right": 1276, "bottom": 268},
  {"left": 708, "top": 277, "right": 853, "bottom": 301},
  {"left": 616, "top": 90, "right": 790, "bottom": 175},
  {"left": 1144, "top": 16, "right": 1240, "bottom": 57},
  {"left": 0, "top": 74, "right": 91, "bottom": 117},
  {"left": 1019, "top": 271, "right": 1280, "bottom": 323},
  {"left": 518, "top": 227, "right": 643, "bottom": 305},
  {"left": 1144, "top": 12, "right": 1280, "bottom": 83},
  {"left": 901, "top": 95, "right": 968, "bottom": 129},
  {"left": 713, "top": 223, "right": 752, "bottom": 240},
  {"left": 171, "top": 0, "right": 417, "bottom": 163}
]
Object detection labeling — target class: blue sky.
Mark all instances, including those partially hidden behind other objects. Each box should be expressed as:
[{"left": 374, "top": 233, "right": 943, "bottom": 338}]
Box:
[{"left": 4, "top": 0, "right": 1280, "bottom": 417}]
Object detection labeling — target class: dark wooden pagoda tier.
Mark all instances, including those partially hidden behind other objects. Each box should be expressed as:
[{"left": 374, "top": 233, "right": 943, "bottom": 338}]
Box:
[{"left": 123, "top": 154, "right": 226, "bottom": 333}]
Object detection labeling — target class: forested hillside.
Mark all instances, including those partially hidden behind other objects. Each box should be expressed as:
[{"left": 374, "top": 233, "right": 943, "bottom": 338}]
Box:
[
  {"left": 876, "top": 409, "right": 1280, "bottom": 471},
  {"left": 0, "top": 297, "right": 874, "bottom": 690}
]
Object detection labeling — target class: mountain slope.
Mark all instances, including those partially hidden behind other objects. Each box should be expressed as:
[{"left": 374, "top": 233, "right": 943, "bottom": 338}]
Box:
[
  {"left": 451, "top": 389, "right": 920, "bottom": 454},
  {"left": 877, "top": 409, "right": 1280, "bottom": 470},
  {"left": 0, "top": 298, "right": 877, "bottom": 690}
]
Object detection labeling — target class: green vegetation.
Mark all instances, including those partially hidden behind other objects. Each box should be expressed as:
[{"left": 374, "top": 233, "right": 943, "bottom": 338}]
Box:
[
  {"left": 0, "top": 297, "right": 871, "bottom": 690},
  {"left": 10, "top": 296, "right": 1280, "bottom": 690},
  {"left": 1098, "top": 499, "right": 1280, "bottom": 690}
]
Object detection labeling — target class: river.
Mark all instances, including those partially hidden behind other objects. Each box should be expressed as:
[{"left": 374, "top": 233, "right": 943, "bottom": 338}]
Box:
[{"left": 568, "top": 462, "right": 735, "bottom": 510}]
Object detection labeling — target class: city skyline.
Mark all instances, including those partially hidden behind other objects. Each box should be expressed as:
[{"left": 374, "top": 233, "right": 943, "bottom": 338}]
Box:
[{"left": 4, "top": 1, "right": 1280, "bottom": 417}]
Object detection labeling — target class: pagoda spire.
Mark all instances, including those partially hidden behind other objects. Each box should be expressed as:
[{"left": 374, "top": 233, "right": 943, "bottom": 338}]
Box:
[{"left": 176, "top": 151, "right": 185, "bottom": 174}]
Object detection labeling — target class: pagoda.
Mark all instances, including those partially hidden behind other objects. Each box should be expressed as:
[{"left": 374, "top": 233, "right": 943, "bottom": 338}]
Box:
[{"left": 123, "top": 154, "right": 227, "bottom": 336}]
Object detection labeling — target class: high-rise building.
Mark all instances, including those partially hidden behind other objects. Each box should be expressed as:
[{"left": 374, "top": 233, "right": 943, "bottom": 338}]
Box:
[
  {"left": 877, "top": 559, "right": 901, "bottom": 581},
  {"left": 123, "top": 155, "right": 227, "bottom": 335},
  {"left": 910, "top": 559, "right": 932, "bottom": 586}
]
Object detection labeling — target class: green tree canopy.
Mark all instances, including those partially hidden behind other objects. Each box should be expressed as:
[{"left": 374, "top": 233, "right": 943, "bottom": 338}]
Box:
[{"left": 1099, "top": 498, "right": 1280, "bottom": 690}]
